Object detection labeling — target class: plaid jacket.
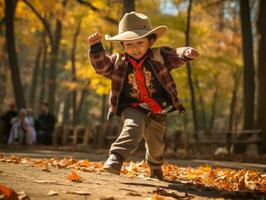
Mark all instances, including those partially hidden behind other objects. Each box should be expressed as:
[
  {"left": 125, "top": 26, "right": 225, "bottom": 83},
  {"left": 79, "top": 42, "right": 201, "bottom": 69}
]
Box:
[{"left": 89, "top": 45, "right": 194, "bottom": 119}]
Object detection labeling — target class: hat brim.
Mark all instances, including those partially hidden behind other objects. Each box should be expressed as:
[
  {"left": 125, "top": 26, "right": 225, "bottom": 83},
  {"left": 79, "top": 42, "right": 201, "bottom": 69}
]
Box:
[{"left": 105, "top": 25, "right": 168, "bottom": 41}]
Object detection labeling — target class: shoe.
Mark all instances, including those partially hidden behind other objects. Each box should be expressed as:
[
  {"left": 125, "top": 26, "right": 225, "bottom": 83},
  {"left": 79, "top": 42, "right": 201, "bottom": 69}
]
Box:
[
  {"left": 103, "top": 153, "right": 124, "bottom": 175},
  {"left": 150, "top": 167, "right": 163, "bottom": 180}
]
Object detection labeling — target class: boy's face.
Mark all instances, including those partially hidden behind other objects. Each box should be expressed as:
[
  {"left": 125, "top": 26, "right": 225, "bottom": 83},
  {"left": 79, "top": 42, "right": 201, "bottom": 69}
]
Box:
[{"left": 123, "top": 37, "right": 153, "bottom": 60}]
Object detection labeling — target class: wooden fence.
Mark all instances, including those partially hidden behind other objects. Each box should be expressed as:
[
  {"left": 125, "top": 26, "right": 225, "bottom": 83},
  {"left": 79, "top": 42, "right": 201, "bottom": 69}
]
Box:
[
  {"left": 52, "top": 122, "right": 120, "bottom": 148},
  {"left": 52, "top": 124, "right": 262, "bottom": 155},
  {"left": 171, "top": 129, "right": 262, "bottom": 154}
]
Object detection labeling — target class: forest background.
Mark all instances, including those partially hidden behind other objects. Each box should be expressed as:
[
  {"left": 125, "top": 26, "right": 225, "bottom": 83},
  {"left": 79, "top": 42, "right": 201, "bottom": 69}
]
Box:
[{"left": 1, "top": 0, "right": 266, "bottom": 153}]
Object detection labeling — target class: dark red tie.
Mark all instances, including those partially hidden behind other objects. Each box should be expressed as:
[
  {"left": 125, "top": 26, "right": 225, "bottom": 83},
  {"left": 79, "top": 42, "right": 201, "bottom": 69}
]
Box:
[{"left": 128, "top": 56, "right": 162, "bottom": 113}]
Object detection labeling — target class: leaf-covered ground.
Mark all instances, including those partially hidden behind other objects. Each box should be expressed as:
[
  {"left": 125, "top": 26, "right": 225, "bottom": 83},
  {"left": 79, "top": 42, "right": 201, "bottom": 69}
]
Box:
[{"left": 0, "top": 153, "right": 265, "bottom": 200}]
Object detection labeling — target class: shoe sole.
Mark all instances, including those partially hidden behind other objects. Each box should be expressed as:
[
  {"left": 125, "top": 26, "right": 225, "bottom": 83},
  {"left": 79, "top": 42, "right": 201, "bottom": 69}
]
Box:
[{"left": 103, "top": 165, "right": 120, "bottom": 175}]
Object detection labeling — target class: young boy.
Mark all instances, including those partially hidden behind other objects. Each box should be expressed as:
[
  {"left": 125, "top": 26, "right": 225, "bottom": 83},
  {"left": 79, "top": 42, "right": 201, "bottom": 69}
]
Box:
[{"left": 88, "top": 11, "right": 199, "bottom": 179}]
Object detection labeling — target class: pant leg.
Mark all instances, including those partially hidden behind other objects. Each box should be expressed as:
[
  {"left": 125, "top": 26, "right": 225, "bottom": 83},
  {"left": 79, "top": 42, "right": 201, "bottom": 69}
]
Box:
[
  {"left": 8, "top": 125, "right": 16, "bottom": 144},
  {"left": 144, "top": 118, "right": 167, "bottom": 167},
  {"left": 109, "top": 107, "right": 147, "bottom": 160},
  {"left": 44, "top": 131, "right": 52, "bottom": 145},
  {"left": 3, "top": 126, "right": 11, "bottom": 144}
]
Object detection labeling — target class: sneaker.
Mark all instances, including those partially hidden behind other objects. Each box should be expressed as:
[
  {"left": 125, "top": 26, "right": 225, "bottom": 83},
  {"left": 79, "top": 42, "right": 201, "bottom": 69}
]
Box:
[
  {"left": 150, "top": 167, "right": 163, "bottom": 180},
  {"left": 103, "top": 153, "right": 124, "bottom": 175}
]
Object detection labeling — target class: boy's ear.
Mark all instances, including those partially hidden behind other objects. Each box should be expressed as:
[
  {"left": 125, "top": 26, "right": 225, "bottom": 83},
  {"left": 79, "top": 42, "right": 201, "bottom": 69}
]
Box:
[
  {"left": 149, "top": 39, "right": 155, "bottom": 47},
  {"left": 120, "top": 42, "right": 125, "bottom": 48}
]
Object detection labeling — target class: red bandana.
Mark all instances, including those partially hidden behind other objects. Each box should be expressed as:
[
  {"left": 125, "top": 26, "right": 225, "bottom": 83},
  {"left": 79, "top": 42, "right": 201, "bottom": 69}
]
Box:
[{"left": 128, "top": 56, "right": 162, "bottom": 113}]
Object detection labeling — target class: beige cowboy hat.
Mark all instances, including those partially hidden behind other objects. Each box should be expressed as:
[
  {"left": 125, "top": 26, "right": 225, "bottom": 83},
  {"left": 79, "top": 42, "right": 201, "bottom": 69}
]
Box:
[{"left": 105, "top": 11, "right": 168, "bottom": 41}]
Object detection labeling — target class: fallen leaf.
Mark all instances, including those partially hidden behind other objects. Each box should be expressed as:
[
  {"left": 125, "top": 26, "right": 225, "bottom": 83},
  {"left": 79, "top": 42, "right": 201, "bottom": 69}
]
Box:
[
  {"left": 42, "top": 167, "right": 51, "bottom": 172},
  {"left": 68, "top": 171, "right": 82, "bottom": 182},
  {"left": 34, "top": 180, "right": 56, "bottom": 184},
  {"left": 152, "top": 193, "right": 166, "bottom": 200},
  {"left": 100, "top": 197, "right": 115, "bottom": 200},
  {"left": 17, "top": 191, "right": 28, "bottom": 200},
  {"left": 126, "top": 191, "right": 142, "bottom": 196},
  {"left": 152, "top": 187, "right": 190, "bottom": 200},
  {"left": 0, "top": 184, "right": 18, "bottom": 200},
  {"left": 65, "top": 190, "right": 91, "bottom": 195},
  {"left": 48, "top": 190, "right": 58, "bottom": 196},
  {"left": 1, "top": 154, "right": 266, "bottom": 194},
  {"left": 77, "top": 160, "right": 90, "bottom": 167}
]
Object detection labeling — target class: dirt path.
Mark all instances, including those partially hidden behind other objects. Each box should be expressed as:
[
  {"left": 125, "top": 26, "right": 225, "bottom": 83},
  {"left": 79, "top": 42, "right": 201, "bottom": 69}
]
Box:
[
  {"left": 1, "top": 162, "right": 213, "bottom": 200},
  {"left": 1, "top": 148, "right": 266, "bottom": 172},
  {"left": 0, "top": 149, "right": 265, "bottom": 199}
]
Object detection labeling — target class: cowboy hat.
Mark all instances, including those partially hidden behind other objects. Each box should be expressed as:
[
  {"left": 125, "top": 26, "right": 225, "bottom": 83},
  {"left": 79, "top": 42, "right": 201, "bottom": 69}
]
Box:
[{"left": 105, "top": 11, "right": 168, "bottom": 41}]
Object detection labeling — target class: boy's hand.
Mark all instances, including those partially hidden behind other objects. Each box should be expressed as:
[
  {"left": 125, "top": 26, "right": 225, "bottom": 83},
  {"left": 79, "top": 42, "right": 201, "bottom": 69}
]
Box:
[
  {"left": 88, "top": 32, "right": 102, "bottom": 46},
  {"left": 177, "top": 104, "right": 186, "bottom": 114},
  {"left": 184, "top": 48, "right": 200, "bottom": 59}
]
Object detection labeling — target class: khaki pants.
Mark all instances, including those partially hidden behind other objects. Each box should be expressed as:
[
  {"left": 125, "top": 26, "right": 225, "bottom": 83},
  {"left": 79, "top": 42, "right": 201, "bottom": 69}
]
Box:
[{"left": 110, "top": 107, "right": 167, "bottom": 168}]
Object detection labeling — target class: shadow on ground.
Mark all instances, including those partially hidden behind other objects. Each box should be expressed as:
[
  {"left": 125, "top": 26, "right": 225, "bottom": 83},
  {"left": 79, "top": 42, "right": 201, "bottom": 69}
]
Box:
[{"left": 122, "top": 181, "right": 266, "bottom": 200}]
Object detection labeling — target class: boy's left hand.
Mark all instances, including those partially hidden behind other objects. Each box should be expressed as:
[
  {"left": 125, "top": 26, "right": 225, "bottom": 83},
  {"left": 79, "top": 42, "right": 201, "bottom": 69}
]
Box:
[{"left": 184, "top": 48, "right": 200, "bottom": 59}]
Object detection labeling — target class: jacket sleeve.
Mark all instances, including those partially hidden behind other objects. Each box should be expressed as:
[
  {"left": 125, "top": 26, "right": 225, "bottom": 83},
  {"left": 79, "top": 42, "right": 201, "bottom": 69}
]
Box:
[
  {"left": 160, "top": 46, "right": 197, "bottom": 71},
  {"left": 88, "top": 42, "right": 116, "bottom": 79}
]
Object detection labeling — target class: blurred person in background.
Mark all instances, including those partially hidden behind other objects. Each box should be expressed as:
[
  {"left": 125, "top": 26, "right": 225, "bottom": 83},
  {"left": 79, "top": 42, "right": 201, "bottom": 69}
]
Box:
[
  {"left": 36, "top": 102, "right": 56, "bottom": 145},
  {"left": 8, "top": 108, "right": 36, "bottom": 145},
  {"left": 0, "top": 102, "right": 17, "bottom": 144}
]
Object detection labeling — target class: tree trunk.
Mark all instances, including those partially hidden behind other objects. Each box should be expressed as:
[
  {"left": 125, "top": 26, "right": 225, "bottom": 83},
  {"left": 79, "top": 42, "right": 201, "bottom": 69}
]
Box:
[
  {"left": 100, "top": 94, "right": 107, "bottom": 124},
  {"left": 39, "top": 35, "right": 47, "bottom": 110},
  {"left": 228, "top": 70, "right": 241, "bottom": 131},
  {"left": 0, "top": 68, "right": 7, "bottom": 106},
  {"left": 122, "top": 0, "right": 135, "bottom": 15},
  {"left": 240, "top": 0, "right": 255, "bottom": 130},
  {"left": 48, "top": 19, "right": 62, "bottom": 112},
  {"left": 194, "top": 76, "right": 207, "bottom": 132},
  {"left": 23, "top": 0, "right": 67, "bottom": 111},
  {"left": 183, "top": 112, "right": 189, "bottom": 152},
  {"left": 256, "top": 0, "right": 266, "bottom": 153},
  {"left": 5, "top": 0, "right": 26, "bottom": 109},
  {"left": 229, "top": 70, "right": 246, "bottom": 152},
  {"left": 29, "top": 44, "right": 42, "bottom": 109},
  {"left": 76, "top": 87, "right": 89, "bottom": 124},
  {"left": 185, "top": 0, "right": 198, "bottom": 132},
  {"left": 208, "top": 82, "right": 219, "bottom": 133},
  {"left": 63, "top": 92, "right": 71, "bottom": 124},
  {"left": 0, "top": 30, "right": 8, "bottom": 105},
  {"left": 71, "top": 18, "right": 82, "bottom": 126}
]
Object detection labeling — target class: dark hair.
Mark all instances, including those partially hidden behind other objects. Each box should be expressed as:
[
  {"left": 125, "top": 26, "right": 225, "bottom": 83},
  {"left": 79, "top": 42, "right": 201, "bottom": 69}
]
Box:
[{"left": 147, "top": 34, "right": 157, "bottom": 41}]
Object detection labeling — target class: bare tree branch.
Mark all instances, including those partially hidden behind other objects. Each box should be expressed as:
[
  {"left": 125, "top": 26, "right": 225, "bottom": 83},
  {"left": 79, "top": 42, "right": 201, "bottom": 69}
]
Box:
[
  {"left": 76, "top": 0, "right": 98, "bottom": 11},
  {"left": 76, "top": 0, "right": 118, "bottom": 25},
  {"left": 22, "top": 0, "right": 53, "bottom": 43}
]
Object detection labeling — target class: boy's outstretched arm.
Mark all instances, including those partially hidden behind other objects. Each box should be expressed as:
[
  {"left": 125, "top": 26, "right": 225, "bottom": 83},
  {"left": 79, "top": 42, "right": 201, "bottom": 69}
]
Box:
[
  {"left": 88, "top": 32, "right": 115, "bottom": 79},
  {"left": 161, "top": 46, "right": 200, "bottom": 71}
]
